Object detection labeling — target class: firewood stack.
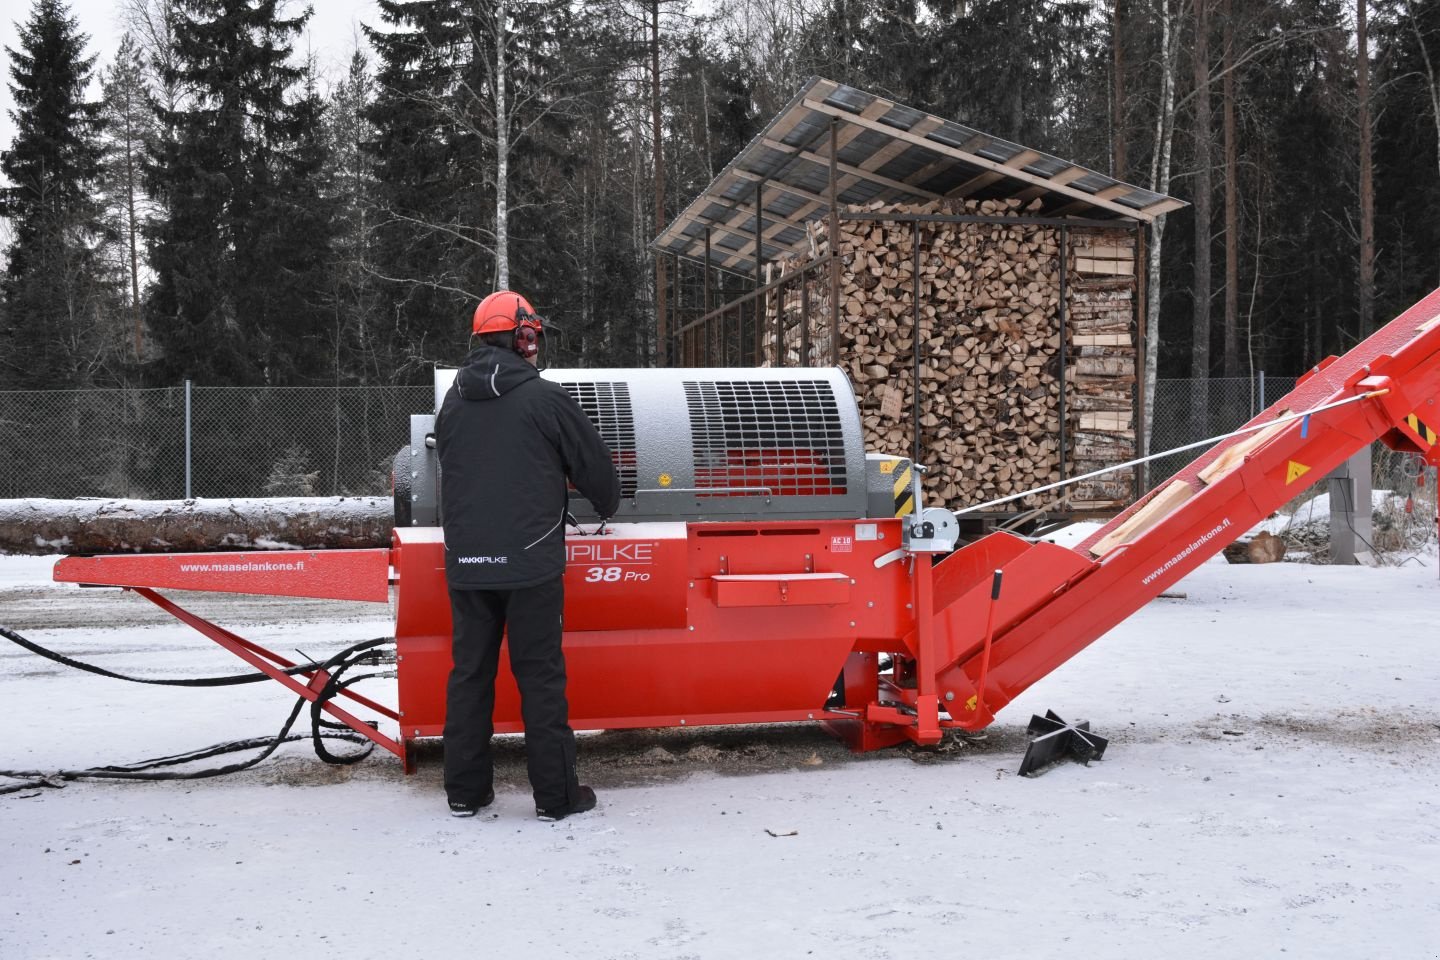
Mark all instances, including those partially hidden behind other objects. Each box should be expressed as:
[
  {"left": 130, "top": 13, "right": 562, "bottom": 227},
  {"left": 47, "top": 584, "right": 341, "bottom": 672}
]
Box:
[{"left": 759, "top": 199, "right": 1139, "bottom": 515}]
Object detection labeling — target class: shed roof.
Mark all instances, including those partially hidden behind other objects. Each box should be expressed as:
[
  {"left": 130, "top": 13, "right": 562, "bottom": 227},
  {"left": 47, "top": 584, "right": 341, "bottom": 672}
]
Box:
[{"left": 655, "top": 77, "right": 1185, "bottom": 275}]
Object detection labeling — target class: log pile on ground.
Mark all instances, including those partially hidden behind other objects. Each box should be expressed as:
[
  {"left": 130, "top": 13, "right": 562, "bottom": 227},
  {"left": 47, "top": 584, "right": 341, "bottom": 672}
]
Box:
[
  {"left": 0, "top": 498, "right": 392, "bottom": 555},
  {"left": 762, "top": 199, "right": 1138, "bottom": 513}
]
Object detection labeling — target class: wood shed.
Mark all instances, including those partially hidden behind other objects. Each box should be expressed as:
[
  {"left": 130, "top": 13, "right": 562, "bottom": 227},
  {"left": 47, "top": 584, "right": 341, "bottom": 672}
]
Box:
[{"left": 653, "top": 78, "right": 1185, "bottom": 523}]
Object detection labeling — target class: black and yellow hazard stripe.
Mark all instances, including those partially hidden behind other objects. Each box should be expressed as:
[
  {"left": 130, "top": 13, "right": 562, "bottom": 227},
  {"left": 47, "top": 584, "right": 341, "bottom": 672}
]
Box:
[
  {"left": 893, "top": 464, "right": 915, "bottom": 516},
  {"left": 1406, "top": 412, "right": 1437, "bottom": 447}
]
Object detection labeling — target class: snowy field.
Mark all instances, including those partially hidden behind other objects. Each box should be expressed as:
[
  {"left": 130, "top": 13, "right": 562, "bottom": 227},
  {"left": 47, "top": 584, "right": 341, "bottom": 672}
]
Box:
[{"left": 2, "top": 537, "right": 1438, "bottom": 959}]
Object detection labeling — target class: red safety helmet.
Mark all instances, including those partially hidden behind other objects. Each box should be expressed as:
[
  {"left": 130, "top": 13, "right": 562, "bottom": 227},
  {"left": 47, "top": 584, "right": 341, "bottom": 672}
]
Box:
[{"left": 473, "top": 290, "right": 544, "bottom": 336}]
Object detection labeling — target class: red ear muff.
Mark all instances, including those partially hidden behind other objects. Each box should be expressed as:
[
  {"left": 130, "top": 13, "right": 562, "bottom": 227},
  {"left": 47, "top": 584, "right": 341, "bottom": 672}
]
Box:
[{"left": 514, "top": 325, "right": 539, "bottom": 358}]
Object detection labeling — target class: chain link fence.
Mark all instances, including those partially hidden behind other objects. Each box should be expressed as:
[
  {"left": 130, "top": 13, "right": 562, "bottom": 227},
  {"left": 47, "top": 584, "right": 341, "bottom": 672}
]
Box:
[
  {"left": 1148, "top": 375, "right": 1298, "bottom": 489},
  {"left": 0, "top": 385, "right": 430, "bottom": 499},
  {"left": 2, "top": 377, "right": 1436, "bottom": 559},
  {"left": 1147, "top": 375, "right": 1437, "bottom": 562}
]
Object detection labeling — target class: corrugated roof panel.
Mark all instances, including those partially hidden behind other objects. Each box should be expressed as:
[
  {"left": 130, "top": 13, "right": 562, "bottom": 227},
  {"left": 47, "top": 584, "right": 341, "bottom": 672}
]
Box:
[
  {"left": 716, "top": 231, "right": 747, "bottom": 251},
  {"left": 787, "top": 159, "right": 831, "bottom": 195},
  {"left": 1119, "top": 188, "right": 1164, "bottom": 208},
  {"left": 879, "top": 104, "right": 927, "bottom": 131},
  {"left": 773, "top": 225, "right": 806, "bottom": 246},
  {"left": 720, "top": 178, "right": 751, "bottom": 201},
  {"left": 876, "top": 144, "right": 945, "bottom": 182},
  {"left": 927, "top": 121, "right": 983, "bottom": 149},
  {"left": 700, "top": 201, "right": 735, "bottom": 224},
  {"left": 742, "top": 143, "right": 792, "bottom": 179},
  {"left": 1071, "top": 172, "right": 1115, "bottom": 193},
  {"left": 918, "top": 161, "right": 987, "bottom": 195},
  {"left": 975, "top": 139, "right": 1023, "bottom": 163},
  {"left": 836, "top": 127, "right": 891, "bottom": 167},
  {"left": 1023, "top": 156, "right": 1069, "bottom": 178},
  {"left": 764, "top": 192, "right": 807, "bottom": 218},
  {"left": 822, "top": 83, "right": 872, "bottom": 113},
  {"left": 839, "top": 180, "right": 885, "bottom": 205},
  {"left": 780, "top": 111, "right": 829, "bottom": 150}
]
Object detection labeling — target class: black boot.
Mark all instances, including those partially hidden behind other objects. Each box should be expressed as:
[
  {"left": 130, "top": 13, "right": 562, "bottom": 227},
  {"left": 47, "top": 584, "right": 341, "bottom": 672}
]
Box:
[
  {"left": 536, "top": 785, "right": 596, "bottom": 821},
  {"left": 448, "top": 787, "right": 496, "bottom": 818}
]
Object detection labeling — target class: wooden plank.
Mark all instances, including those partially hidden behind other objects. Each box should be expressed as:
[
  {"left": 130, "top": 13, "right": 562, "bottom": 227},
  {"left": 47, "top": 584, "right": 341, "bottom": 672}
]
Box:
[
  {"left": 1072, "top": 243, "right": 1134, "bottom": 259},
  {"left": 1078, "top": 411, "right": 1133, "bottom": 432},
  {"left": 1073, "top": 333, "right": 1131, "bottom": 347},
  {"left": 1047, "top": 167, "right": 1089, "bottom": 187},
  {"left": 1140, "top": 197, "right": 1188, "bottom": 216},
  {"left": 1089, "top": 479, "right": 1196, "bottom": 557},
  {"left": 1076, "top": 258, "right": 1136, "bottom": 277}
]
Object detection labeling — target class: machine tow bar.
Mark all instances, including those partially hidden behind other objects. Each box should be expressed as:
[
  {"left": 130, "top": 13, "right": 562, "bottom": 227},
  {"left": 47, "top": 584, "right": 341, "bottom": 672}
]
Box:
[{"left": 1018, "top": 710, "right": 1109, "bottom": 777}]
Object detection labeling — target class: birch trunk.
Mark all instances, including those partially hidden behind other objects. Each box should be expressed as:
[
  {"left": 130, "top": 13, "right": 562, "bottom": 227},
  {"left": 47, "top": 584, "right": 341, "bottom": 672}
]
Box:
[
  {"left": 1358, "top": 0, "right": 1375, "bottom": 338},
  {"left": 1190, "top": 0, "right": 1213, "bottom": 442},
  {"left": 495, "top": 0, "right": 510, "bottom": 290},
  {"left": 1222, "top": 0, "right": 1239, "bottom": 377},
  {"left": 1144, "top": 0, "right": 1180, "bottom": 459}
]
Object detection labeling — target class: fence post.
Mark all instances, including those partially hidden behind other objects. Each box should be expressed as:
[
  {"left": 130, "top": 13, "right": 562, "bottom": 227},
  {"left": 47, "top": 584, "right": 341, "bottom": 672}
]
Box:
[
  {"left": 1258, "top": 369, "right": 1265, "bottom": 412},
  {"left": 184, "top": 379, "right": 192, "bottom": 499}
]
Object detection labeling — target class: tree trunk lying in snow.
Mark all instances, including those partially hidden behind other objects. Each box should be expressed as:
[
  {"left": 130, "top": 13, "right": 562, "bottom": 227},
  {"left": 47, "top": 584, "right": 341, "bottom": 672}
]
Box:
[{"left": 0, "top": 498, "right": 393, "bottom": 555}]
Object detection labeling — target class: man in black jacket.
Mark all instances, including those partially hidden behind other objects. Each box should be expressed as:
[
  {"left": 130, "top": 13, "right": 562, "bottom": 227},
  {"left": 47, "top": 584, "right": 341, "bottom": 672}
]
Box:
[{"left": 436, "top": 290, "right": 621, "bottom": 820}]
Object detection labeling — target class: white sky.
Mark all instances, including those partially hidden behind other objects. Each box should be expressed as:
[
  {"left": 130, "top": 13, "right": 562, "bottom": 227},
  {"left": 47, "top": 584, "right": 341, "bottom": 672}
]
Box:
[{"left": 0, "top": 0, "right": 377, "bottom": 150}]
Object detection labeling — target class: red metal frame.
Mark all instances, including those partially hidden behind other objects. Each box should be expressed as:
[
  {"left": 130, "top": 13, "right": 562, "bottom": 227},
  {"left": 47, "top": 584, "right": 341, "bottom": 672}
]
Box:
[
  {"left": 52, "top": 290, "right": 1440, "bottom": 766},
  {"left": 138, "top": 586, "right": 401, "bottom": 755}
]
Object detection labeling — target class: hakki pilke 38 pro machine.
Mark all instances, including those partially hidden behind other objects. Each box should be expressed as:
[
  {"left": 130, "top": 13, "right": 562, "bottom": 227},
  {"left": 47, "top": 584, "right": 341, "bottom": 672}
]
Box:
[{"left": 49, "top": 290, "right": 1440, "bottom": 774}]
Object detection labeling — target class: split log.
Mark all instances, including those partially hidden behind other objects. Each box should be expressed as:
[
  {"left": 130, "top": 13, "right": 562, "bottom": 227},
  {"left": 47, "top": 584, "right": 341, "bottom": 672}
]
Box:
[
  {"left": 758, "top": 200, "right": 1139, "bottom": 515},
  {"left": 0, "top": 497, "right": 392, "bottom": 555}
]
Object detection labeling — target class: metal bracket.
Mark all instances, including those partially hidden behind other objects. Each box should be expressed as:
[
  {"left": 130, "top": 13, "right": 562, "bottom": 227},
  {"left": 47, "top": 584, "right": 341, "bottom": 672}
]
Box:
[{"left": 1018, "top": 710, "right": 1108, "bottom": 777}]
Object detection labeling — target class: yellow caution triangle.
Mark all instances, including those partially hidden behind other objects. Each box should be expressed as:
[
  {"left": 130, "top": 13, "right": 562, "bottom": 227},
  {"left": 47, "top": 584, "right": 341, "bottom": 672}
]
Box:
[{"left": 1285, "top": 460, "right": 1311, "bottom": 485}]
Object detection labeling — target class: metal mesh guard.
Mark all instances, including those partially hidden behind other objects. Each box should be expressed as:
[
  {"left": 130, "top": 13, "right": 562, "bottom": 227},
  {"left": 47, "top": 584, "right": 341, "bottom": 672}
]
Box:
[
  {"left": 561, "top": 381, "right": 638, "bottom": 498},
  {"left": 684, "top": 379, "right": 848, "bottom": 497}
]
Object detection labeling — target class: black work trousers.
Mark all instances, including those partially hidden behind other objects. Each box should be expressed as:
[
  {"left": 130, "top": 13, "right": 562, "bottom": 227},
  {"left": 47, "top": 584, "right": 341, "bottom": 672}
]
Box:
[{"left": 443, "top": 577, "right": 580, "bottom": 811}]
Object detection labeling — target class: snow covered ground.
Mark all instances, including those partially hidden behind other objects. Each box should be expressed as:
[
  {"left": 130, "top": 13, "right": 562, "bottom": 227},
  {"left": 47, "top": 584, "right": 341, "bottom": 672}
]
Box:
[{"left": 2, "top": 539, "right": 1438, "bottom": 959}]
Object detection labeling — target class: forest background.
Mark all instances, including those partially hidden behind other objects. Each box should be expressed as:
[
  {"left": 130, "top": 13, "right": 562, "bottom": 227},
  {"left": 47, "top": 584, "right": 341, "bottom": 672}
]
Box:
[{"left": 1, "top": 0, "right": 1434, "bottom": 405}]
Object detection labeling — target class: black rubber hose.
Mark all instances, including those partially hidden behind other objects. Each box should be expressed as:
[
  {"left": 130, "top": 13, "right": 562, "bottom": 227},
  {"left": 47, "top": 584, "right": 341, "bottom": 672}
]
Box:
[
  {"left": 0, "top": 625, "right": 393, "bottom": 687},
  {"left": 0, "top": 636, "right": 391, "bottom": 793}
]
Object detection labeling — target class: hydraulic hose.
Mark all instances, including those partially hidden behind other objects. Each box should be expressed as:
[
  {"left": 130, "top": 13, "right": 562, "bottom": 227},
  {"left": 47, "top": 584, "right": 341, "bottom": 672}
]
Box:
[{"left": 0, "top": 633, "right": 393, "bottom": 795}]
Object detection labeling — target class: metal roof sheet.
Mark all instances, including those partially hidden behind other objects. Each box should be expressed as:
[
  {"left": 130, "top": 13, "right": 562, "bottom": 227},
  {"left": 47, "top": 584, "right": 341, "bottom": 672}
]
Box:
[{"left": 656, "top": 77, "right": 1186, "bottom": 274}]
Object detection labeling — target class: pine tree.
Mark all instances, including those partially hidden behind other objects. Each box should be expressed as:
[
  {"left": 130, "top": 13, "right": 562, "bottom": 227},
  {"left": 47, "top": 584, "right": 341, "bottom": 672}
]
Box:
[
  {"left": 98, "top": 33, "right": 153, "bottom": 366},
  {"left": 323, "top": 49, "right": 383, "bottom": 382},
  {"left": 364, "top": 0, "right": 482, "bottom": 377},
  {"left": 0, "top": 0, "right": 114, "bottom": 387},
  {"left": 146, "top": 0, "right": 333, "bottom": 385}
]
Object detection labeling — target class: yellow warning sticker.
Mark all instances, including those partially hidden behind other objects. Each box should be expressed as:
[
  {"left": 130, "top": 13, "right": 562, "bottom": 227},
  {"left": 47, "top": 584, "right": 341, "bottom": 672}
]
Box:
[
  {"left": 1406, "top": 413, "right": 1438, "bottom": 446},
  {"left": 878, "top": 460, "right": 898, "bottom": 474},
  {"left": 893, "top": 466, "right": 915, "bottom": 516},
  {"left": 658, "top": 473, "right": 673, "bottom": 488},
  {"left": 1285, "top": 461, "right": 1311, "bottom": 485}
]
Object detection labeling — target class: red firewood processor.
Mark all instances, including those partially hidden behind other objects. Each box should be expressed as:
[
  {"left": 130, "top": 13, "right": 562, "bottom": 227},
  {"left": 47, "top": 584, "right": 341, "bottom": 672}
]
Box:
[{"left": 9, "top": 290, "right": 1440, "bottom": 785}]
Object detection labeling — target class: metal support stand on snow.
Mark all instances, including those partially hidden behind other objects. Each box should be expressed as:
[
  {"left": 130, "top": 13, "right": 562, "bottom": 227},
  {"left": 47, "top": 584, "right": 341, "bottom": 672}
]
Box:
[{"left": 1017, "top": 710, "right": 1108, "bottom": 777}]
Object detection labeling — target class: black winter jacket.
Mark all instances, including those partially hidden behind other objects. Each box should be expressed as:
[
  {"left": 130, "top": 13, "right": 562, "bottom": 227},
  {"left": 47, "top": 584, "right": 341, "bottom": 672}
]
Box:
[{"left": 436, "top": 346, "right": 621, "bottom": 589}]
